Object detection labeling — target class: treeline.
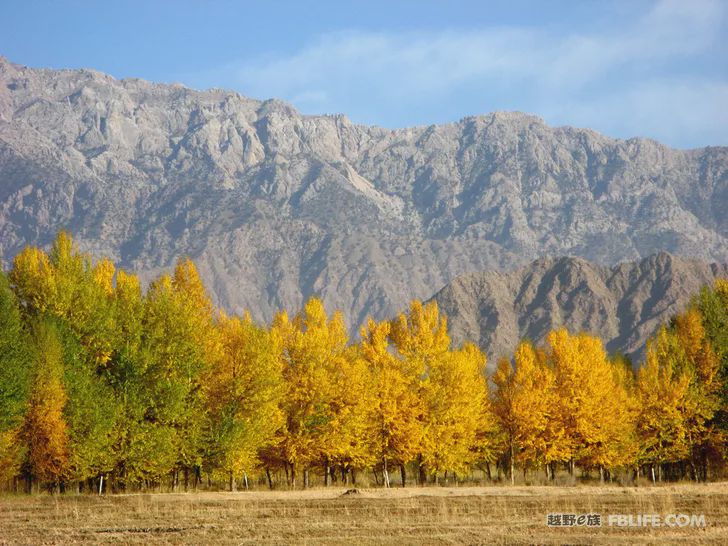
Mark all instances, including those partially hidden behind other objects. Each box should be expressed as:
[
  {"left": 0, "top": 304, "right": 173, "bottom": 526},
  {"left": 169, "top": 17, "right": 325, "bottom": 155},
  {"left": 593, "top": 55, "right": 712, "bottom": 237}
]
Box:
[{"left": 0, "top": 232, "right": 727, "bottom": 493}]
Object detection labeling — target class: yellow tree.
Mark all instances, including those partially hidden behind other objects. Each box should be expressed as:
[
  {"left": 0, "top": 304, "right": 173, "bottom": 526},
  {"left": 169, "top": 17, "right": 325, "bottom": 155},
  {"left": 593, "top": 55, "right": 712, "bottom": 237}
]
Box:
[
  {"left": 546, "top": 329, "right": 634, "bottom": 478},
  {"left": 9, "top": 246, "right": 55, "bottom": 314},
  {"left": 608, "top": 355, "right": 640, "bottom": 473},
  {"left": 22, "top": 320, "right": 70, "bottom": 492},
  {"left": 9, "top": 232, "right": 116, "bottom": 366},
  {"left": 492, "top": 342, "right": 562, "bottom": 484},
  {"left": 204, "top": 312, "right": 284, "bottom": 490},
  {"left": 319, "top": 342, "right": 376, "bottom": 484},
  {"left": 360, "top": 318, "right": 423, "bottom": 487},
  {"left": 636, "top": 327, "right": 691, "bottom": 482},
  {"left": 672, "top": 308, "right": 720, "bottom": 479},
  {"left": 388, "top": 300, "right": 449, "bottom": 483},
  {"left": 270, "top": 298, "right": 349, "bottom": 487},
  {"left": 420, "top": 343, "right": 488, "bottom": 481}
]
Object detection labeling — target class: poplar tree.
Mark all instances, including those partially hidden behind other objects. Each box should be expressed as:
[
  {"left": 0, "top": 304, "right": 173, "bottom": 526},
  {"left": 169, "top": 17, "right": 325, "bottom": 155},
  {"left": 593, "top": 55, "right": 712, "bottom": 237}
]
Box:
[
  {"left": 672, "top": 308, "right": 720, "bottom": 479},
  {"left": 59, "top": 324, "right": 119, "bottom": 490},
  {"left": 22, "top": 320, "right": 70, "bottom": 491},
  {"left": 360, "top": 318, "right": 423, "bottom": 487},
  {"left": 270, "top": 298, "right": 349, "bottom": 487},
  {"left": 492, "top": 342, "right": 561, "bottom": 484},
  {"left": 636, "top": 328, "right": 691, "bottom": 481},
  {"left": 388, "top": 300, "right": 449, "bottom": 483},
  {"left": 420, "top": 343, "right": 488, "bottom": 479},
  {"left": 204, "top": 311, "right": 284, "bottom": 490},
  {"left": 546, "top": 329, "right": 634, "bottom": 476},
  {"left": 138, "top": 259, "right": 217, "bottom": 489},
  {"left": 0, "top": 272, "right": 31, "bottom": 484}
]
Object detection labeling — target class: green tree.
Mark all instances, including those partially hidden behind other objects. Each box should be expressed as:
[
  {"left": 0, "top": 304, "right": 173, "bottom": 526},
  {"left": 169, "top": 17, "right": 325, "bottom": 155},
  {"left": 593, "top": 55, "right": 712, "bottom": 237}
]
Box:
[
  {"left": 59, "top": 323, "right": 120, "bottom": 491},
  {"left": 0, "top": 271, "right": 32, "bottom": 484}
]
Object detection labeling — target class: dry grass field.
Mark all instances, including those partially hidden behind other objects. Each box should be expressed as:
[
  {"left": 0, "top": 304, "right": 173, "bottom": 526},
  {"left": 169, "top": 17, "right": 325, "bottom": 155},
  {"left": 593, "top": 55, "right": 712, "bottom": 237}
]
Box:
[{"left": 1, "top": 483, "right": 727, "bottom": 545}]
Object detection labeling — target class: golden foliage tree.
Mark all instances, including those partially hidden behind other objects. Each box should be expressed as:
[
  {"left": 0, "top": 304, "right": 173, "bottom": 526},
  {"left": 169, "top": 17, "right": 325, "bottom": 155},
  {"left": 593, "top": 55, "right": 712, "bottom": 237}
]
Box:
[
  {"left": 492, "top": 341, "right": 561, "bottom": 484},
  {"left": 546, "top": 328, "right": 635, "bottom": 477},
  {"left": 360, "top": 318, "right": 422, "bottom": 487},
  {"left": 22, "top": 320, "right": 70, "bottom": 490},
  {"left": 420, "top": 343, "right": 489, "bottom": 480},
  {"left": 205, "top": 312, "right": 284, "bottom": 490},
  {"left": 636, "top": 327, "right": 692, "bottom": 481},
  {"left": 270, "top": 298, "right": 352, "bottom": 487}
]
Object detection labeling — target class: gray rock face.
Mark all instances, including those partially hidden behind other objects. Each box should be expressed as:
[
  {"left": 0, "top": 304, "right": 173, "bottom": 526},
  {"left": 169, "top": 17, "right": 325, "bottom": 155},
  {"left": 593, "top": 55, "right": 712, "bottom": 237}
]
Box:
[
  {"left": 1, "top": 57, "right": 727, "bottom": 331},
  {"left": 431, "top": 253, "right": 728, "bottom": 366}
]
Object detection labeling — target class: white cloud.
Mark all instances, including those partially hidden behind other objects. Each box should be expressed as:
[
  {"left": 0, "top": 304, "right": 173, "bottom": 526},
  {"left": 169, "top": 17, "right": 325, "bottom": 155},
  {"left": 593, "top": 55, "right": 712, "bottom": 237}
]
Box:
[
  {"left": 198, "top": 0, "right": 727, "bottom": 147},
  {"left": 543, "top": 79, "right": 728, "bottom": 148}
]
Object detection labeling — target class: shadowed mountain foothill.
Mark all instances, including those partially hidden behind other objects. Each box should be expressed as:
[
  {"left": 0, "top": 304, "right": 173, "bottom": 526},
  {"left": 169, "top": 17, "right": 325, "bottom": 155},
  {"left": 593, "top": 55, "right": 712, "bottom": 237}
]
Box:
[{"left": 431, "top": 253, "right": 728, "bottom": 366}]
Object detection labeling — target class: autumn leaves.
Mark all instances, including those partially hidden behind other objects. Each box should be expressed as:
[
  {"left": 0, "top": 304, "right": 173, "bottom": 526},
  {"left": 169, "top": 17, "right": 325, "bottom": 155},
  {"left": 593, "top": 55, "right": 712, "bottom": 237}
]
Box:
[{"left": 0, "top": 231, "right": 726, "bottom": 492}]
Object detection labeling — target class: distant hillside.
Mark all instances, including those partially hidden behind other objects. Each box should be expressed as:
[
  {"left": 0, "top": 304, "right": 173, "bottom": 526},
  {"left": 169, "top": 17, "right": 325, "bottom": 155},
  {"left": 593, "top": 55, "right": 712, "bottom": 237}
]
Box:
[{"left": 431, "top": 253, "right": 728, "bottom": 366}]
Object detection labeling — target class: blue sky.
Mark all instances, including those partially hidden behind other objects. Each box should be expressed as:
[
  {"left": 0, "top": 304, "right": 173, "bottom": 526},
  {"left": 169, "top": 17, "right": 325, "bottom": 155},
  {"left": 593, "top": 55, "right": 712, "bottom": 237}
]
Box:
[{"left": 2, "top": 0, "right": 726, "bottom": 148}]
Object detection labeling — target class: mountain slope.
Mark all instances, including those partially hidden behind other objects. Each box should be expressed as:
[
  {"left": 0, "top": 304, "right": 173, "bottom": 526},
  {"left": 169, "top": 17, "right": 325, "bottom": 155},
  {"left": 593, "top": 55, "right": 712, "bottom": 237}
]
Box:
[
  {"left": 431, "top": 253, "right": 728, "bottom": 365},
  {"left": 1, "top": 57, "right": 727, "bottom": 328}
]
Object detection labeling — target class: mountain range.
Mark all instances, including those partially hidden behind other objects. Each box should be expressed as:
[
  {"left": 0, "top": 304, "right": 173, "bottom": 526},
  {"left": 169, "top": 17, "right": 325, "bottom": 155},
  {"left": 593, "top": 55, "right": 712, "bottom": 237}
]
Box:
[{"left": 1, "top": 56, "right": 727, "bottom": 357}]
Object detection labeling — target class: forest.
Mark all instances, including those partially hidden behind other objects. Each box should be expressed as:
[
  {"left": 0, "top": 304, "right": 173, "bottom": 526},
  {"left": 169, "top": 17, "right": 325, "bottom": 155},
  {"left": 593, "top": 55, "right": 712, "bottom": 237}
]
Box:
[{"left": 1, "top": 232, "right": 727, "bottom": 494}]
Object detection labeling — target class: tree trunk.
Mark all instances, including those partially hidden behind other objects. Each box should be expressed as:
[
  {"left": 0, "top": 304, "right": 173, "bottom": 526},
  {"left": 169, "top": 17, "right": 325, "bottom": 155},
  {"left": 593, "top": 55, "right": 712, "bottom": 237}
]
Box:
[
  {"left": 351, "top": 468, "right": 357, "bottom": 486},
  {"left": 266, "top": 468, "right": 274, "bottom": 490},
  {"left": 400, "top": 464, "right": 406, "bottom": 487},
  {"left": 229, "top": 471, "right": 236, "bottom": 492},
  {"left": 243, "top": 472, "right": 249, "bottom": 491},
  {"left": 651, "top": 465, "right": 656, "bottom": 484},
  {"left": 417, "top": 455, "right": 426, "bottom": 486},
  {"left": 485, "top": 462, "right": 492, "bottom": 482},
  {"left": 324, "top": 458, "right": 330, "bottom": 487},
  {"left": 599, "top": 466, "right": 604, "bottom": 483},
  {"left": 689, "top": 459, "right": 698, "bottom": 482},
  {"left": 98, "top": 474, "right": 104, "bottom": 495},
  {"left": 510, "top": 442, "right": 515, "bottom": 485},
  {"left": 184, "top": 467, "right": 189, "bottom": 492},
  {"left": 303, "top": 468, "right": 309, "bottom": 489},
  {"left": 382, "top": 457, "right": 390, "bottom": 488}
]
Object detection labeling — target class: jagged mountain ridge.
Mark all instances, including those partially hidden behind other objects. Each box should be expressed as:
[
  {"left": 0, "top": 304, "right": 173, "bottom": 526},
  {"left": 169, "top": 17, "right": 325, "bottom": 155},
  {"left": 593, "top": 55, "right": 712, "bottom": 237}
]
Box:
[
  {"left": 1, "top": 56, "right": 727, "bottom": 330},
  {"left": 431, "top": 253, "right": 728, "bottom": 366}
]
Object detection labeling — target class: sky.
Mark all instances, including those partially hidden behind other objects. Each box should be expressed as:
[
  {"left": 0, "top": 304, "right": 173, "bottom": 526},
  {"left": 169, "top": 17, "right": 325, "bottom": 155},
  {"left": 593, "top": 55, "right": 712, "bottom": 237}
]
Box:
[{"left": 1, "top": 0, "right": 726, "bottom": 148}]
